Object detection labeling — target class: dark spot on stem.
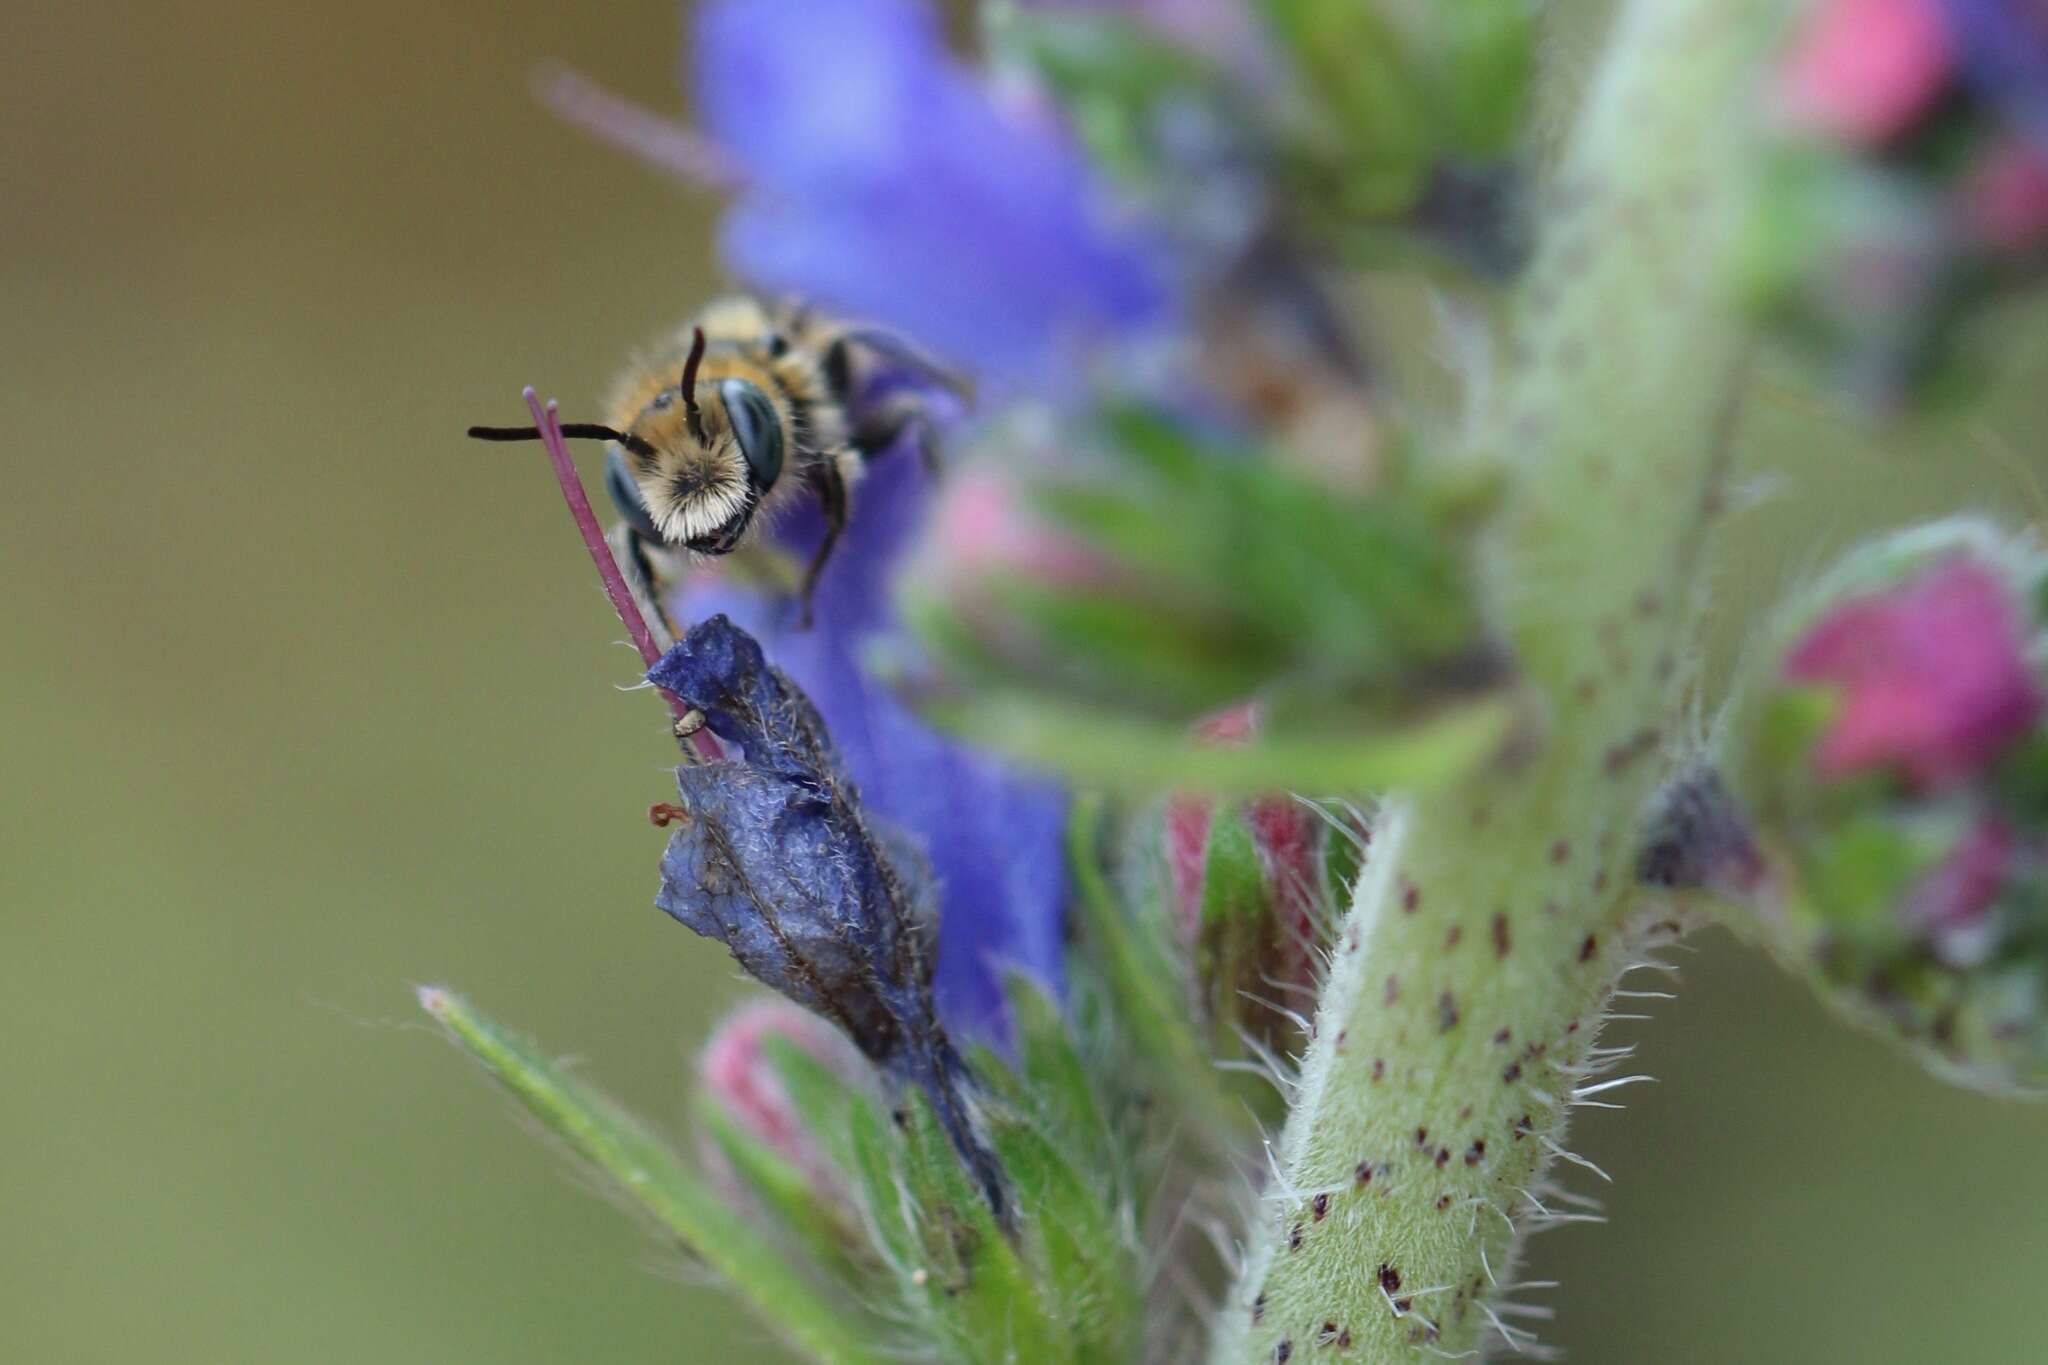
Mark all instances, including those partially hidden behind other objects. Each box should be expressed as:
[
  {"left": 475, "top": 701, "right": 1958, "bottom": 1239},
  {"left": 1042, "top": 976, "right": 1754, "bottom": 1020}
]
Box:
[
  {"left": 1466, "top": 1139, "right": 1486, "bottom": 1166},
  {"left": 1312, "top": 1192, "right": 1329, "bottom": 1222},
  {"left": 1491, "top": 913, "right": 1511, "bottom": 959},
  {"left": 1579, "top": 933, "right": 1599, "bottom": 963},
  {"left": 1438, "top": 990, "right": 1460, "bottom": 1033}
]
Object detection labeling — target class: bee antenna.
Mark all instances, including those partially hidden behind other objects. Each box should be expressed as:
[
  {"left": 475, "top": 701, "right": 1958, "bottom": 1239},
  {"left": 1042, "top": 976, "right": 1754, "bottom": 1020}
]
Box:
[
  {"left": 680, "top": 326, "right": 708, "bottom": 442},
  {"left": 468, "top": 421, "right": 659, "bottom": 461}
]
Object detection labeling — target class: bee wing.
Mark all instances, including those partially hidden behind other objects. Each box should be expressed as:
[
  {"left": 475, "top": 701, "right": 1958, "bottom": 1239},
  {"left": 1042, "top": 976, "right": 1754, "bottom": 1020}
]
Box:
[{"left": 839, "top": 327, "right": 974, "bottom": 401}]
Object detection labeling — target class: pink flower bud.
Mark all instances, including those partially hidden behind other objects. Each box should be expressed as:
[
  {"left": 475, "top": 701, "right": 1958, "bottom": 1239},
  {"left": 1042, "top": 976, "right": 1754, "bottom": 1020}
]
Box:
[
  {"left": 1784, "top": 556, "right": 2042, "bottom": 787},
  {"left": 1960, "top": 138, "right": 2048, "bottom": 256},
  {"left": 699, "top": 998, "right": 866, "bottom": 1193},
  {"left": 1777, "top": 0, "right": 1952, "bottom": 145},
  {"left": 927, "top": 467, "right": 1116, "bottom": 592},
  {"left": 1165, "top": 703, "right": 1326, "bottom": 994},
  {"left": 1903, "top": 817, "right": 2017, "bottom": 965}
]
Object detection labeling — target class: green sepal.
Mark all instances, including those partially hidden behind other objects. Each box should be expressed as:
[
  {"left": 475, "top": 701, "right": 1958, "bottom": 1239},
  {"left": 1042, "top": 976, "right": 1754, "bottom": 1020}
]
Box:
[
  {"left": 882, "top": 1091, "right": 1072, "bottom": 1364},
  {"left": 1001, "top": 974, "right": 1124, "bottom": 1195},
  {"left": 1194, "top": 804, "right": 1270, "bottom": 1021},
  {"left": 924, "top": 685, "right": 1516, "bottom": 797},
  {"left": 1423, "top": 0, "right": 1537, "bottom": 158},
  {"left": 983, "top": 1105, "right": 1143, "bottom": 1364},
  {"left": 984, "top": 6, "right": 1229, "bottom": 187},
  {"left": 1258, "top": 0, "right": 1433, "bottom": 216},
  {"left": 417, "top": 988, "right": 888, "bottom": 1365},
  {"left": 1065, "top": 797, "right": 1250, "bottom": 1144}
]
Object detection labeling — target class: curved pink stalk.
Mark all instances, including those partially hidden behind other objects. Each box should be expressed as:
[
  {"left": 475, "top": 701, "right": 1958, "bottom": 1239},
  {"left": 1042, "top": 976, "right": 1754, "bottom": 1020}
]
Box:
[
  {"left": 533, "top": 64, "right": 744, "bottom": 190},
  {"left": 521, "top": 387, "right": 724, "bottom": 762}
]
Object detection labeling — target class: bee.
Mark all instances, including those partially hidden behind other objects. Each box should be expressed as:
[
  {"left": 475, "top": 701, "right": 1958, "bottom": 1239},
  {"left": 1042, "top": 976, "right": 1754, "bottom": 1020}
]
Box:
[{"left": 469, "top": 296, "right": 962, "bottom": 632}]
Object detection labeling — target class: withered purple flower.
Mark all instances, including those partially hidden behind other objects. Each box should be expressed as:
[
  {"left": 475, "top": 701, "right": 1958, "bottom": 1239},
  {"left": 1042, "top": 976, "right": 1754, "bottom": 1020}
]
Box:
[
  {"left": 648, "top": 613, "right": 1006, "bottom": 1216},
  {"left": 680, "top": 448, "right": 1070, "bottom": 1043}
]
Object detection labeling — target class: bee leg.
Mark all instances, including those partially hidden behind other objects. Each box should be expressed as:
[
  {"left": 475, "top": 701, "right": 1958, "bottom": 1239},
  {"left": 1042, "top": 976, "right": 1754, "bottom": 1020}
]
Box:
[
  {"left": 605, "top": 521, "right": 682, "bottom": 654},
  {"left": 797, "top": 460, "right": 849, "bottom": 630},
  {"left": 852, "top": 394, "right": 943, "bottom": 478}
]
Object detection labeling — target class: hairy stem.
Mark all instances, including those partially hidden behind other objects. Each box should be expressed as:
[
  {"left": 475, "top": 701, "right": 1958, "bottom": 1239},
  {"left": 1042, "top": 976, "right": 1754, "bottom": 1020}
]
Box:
[{"left": 1216, "top": 0, "right": 1777, "bottom": 1357}]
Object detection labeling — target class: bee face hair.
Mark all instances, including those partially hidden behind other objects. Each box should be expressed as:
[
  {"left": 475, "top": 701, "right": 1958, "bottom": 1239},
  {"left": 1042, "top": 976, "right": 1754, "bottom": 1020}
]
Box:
[
  {"left": 469, "top": 294, "right": 949, "bottom": 629},
  {"left": 629, "top": 375, "right": 788, "bottom": 553}
]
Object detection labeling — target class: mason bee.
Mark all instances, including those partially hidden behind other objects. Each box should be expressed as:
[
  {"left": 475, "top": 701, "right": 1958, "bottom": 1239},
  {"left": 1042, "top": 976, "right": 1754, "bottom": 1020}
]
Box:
[{"left": 470, "top": 296, "right": 962, "bottom": 631}]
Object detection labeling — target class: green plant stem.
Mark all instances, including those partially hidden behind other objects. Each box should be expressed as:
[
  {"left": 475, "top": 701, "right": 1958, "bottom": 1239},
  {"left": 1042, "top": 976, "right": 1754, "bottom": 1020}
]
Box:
[
  {"left": 418, "top": 987, "right": 888, "bottom": 1365},
  {"left": 1215, "top": 0, "right": 1777, "bottom": 1357}
]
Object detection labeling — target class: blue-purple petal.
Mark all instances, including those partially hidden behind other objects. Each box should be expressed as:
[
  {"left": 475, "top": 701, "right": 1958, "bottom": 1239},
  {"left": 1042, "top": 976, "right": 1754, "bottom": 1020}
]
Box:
[
  {"left": 693, "top": 0, "right": 1174, "bottom": 390},
  {"left": 1939, "top": 0, "right": 2048, "bottom": 159},
  {"left": 676, "top": 447, "right": 1069, "bottom": 1038}
]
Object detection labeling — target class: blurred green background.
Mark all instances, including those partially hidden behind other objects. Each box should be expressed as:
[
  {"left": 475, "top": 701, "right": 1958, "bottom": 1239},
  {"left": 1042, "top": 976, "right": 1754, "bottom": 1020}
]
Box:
[{"left": 4, "top": 1, "right": 2046, "bottom": 1361}]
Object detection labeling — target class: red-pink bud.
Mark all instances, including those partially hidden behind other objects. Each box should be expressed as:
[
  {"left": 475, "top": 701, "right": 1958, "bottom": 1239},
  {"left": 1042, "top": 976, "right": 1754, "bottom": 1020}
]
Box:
[
  {"left": 1960, "top": 138, "right": 2048, "bottom": 256},
  {"left": 1165, "top": 703, "right": 1327, "bottom": 1007},
  {"left": 928, "top": 467, "right": 1116, "bottom": 592},
  {"left": 1903, "top": 817, "right": 2017, "bottom": 964},
  {"left": 1785, "top": 557, "right": 2042, "bottom": 787},
  {"left": 699, "top": 999, "right": 865, "bottom": 1191},
  {"left": 1777, "top": 0, "right": 1952, "bottom": 145}
]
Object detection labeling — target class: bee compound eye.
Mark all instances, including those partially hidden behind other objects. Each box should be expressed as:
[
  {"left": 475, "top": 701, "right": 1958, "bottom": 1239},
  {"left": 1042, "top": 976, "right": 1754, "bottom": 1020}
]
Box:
[
  {"left": 604, "top": 445, "right": 665, "bottom": 542},
  {"left": 719, "top": 380, "right": 785, "bottom": 494}
]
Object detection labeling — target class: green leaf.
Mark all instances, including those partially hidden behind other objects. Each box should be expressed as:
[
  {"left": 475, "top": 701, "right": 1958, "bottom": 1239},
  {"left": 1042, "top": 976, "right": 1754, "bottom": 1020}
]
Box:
[
  {"left": 929, "top": 687, "right": 1515, "bottom": 797},
  {"left": 417, "top": 988, "right": 887, "bottom": 1365}
]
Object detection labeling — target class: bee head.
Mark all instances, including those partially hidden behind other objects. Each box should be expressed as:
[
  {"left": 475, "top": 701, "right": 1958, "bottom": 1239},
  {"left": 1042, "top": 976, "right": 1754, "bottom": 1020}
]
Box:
[
  {"left": 466, "top": 328, "right": 788, "bottom": 558},
  {"left": 627, "top": 328, "right": 787, "bottom": 555}
]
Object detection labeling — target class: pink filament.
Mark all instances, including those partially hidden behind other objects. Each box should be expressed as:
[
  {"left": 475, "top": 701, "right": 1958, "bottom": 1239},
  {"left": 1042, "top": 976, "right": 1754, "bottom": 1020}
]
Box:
[
  {"left": 532, "top": 64, "right": 744, "bottom": 190},
  {"left": 521, "top": 387, "right": 724, "bottom": 762}
]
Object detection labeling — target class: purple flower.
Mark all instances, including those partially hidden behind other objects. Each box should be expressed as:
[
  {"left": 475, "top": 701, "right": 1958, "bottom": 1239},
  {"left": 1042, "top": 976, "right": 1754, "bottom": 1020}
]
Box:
[
  {"left": 1784, "top": 556, "right": 2042, "bottom": 787},
  {"left": 647, "top": 613, "right": 1007, "bottom": 1214},
  {"left": 1777, "top": 0, "right": 1954, "bottom": 144},
  {"left": 1938, "top": 0, "right": 2048, "bottom": 158},
  {"left": 676, "top": 451, "right": 1069, "bottom": 1042},
  {"left": 692, "top": 0, "right": 1174, "bottom": 391}
]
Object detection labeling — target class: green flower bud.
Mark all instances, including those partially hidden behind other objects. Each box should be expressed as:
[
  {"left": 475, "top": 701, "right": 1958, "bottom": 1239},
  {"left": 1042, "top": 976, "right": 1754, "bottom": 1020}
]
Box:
[{"left": 903, "top": 406, "right": 1515, "bottom": 793}]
